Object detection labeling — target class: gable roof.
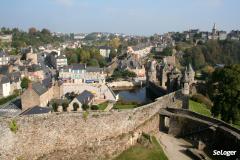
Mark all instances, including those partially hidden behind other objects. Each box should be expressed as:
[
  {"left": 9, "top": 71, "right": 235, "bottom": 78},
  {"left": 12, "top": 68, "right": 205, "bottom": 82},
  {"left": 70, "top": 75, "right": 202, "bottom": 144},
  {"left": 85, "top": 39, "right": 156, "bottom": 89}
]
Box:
[
  {"left": 20, "top": 106, "right": 51, "bottom": 115},
  {"left": 32, "top": 82, "right": 48, "bottom": 96},
  {"left": 75, "top": 90, "right": 94, "bottom": 104}
]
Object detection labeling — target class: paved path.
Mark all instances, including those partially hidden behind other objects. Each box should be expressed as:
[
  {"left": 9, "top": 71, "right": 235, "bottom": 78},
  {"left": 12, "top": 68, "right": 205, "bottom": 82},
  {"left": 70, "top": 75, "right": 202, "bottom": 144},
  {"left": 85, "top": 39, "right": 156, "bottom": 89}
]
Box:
[{"left": 156, "top": 132, "right": 192, "bottom": 160}]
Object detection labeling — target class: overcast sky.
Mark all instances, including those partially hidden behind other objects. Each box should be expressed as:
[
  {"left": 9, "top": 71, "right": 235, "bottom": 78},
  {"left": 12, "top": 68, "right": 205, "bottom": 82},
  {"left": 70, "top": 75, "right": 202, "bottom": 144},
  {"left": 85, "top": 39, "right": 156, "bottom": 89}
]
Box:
[{"left": 0, "top": 0, "right": 239, "bottom": 35}]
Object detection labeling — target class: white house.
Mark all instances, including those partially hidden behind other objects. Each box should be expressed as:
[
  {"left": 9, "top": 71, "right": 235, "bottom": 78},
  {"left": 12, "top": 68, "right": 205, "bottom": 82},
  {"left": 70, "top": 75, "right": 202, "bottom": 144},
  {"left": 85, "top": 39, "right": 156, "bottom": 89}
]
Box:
[
  {"left": 99, "top": 46, "right": 111, "bottom": 58},
  {"left": 0, "top": 51, "right": 10, "bottom": 66},
  {"left": 0, "top": 75, "right": 11, "bottom": 97}
]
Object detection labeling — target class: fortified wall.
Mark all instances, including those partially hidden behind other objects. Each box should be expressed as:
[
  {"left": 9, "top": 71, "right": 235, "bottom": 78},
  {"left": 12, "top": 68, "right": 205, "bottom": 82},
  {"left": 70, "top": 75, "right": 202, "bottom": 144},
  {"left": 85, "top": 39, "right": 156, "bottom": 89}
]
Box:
[{"left": 0, "top": 90, "right": 185, "bottom": 160}]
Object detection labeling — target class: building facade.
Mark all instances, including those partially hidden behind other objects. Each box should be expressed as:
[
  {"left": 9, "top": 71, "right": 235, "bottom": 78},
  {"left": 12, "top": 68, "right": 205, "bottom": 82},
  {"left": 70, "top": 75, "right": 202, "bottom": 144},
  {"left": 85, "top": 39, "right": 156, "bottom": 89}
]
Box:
[{"left": 59, "top": 64, "right": 106, "bottom": 84}]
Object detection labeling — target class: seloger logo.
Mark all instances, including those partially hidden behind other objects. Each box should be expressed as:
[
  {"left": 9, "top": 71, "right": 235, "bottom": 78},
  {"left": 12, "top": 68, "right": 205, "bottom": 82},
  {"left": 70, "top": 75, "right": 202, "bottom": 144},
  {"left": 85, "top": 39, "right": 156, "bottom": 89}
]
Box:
[{"left": 213, "top": 150, "right": 237, "bottom": 157}]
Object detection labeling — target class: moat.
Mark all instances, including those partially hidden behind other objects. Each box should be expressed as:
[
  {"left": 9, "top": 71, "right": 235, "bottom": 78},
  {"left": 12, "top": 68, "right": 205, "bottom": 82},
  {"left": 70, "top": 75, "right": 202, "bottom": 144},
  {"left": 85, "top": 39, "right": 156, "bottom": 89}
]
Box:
[{"left": 114, "top": 87, "right": 158, "bottom": 104}]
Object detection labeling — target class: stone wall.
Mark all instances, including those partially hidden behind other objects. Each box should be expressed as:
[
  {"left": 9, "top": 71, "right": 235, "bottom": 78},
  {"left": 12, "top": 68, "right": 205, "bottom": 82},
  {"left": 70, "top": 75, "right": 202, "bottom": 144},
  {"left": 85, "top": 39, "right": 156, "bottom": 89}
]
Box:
[
  {"left": 0, "top": 90, "right": 185, "bottom": 160},
  {"left": 164, "top": 108, "right": 240, "bottom": 155}
]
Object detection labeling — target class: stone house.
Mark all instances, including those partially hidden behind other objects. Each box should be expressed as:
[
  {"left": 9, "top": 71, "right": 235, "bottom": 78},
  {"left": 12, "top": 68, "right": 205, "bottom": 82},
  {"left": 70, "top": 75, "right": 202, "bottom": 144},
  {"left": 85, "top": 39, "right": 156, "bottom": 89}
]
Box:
[
  {"left": 21, "top": 82, "right": 52, "bottom": 110},
  {"left": 68, "top": 90, "right": 95, "bottom": 111},
  {"left": 0, "top": 51, "right": 10, "bottom": 66}
]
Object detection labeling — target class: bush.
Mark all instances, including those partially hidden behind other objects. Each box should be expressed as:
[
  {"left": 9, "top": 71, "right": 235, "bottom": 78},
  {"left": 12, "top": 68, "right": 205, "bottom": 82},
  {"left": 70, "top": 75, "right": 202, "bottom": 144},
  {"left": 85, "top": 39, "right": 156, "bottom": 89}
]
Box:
[
  {"left": 82, "top": 104, "right": 90, "bottom": 111},
  {"left": 73, "top": 102, "right": 79, "bottom": 111},
  {"left": 191, "top": 94, "right": 213, "bottom": 109},
  {"left": 62, "top": 102, "right": 69, "bottom": 112},
  {"left": 9, "top": 119, "right": 18, "bottom": 134},
  {"left": 82, "top": 111, "right": 89, "bottom": 122},
  {"left": 91, "top": 105, "right": 99, "bottom": 110}
]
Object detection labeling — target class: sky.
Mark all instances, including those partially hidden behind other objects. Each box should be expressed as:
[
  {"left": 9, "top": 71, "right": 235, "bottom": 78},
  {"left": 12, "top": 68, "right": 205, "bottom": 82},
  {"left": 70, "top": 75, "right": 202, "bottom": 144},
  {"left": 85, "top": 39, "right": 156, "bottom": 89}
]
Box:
[{"left": 0, "top": 0, "right": 239, "bottom": 35}]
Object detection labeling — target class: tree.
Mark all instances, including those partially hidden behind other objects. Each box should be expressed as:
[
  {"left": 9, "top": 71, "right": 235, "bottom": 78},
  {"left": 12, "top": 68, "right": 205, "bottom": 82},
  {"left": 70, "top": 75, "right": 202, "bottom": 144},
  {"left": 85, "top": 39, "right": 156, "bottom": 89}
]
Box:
[
  {"left": 73, "top": 103, "right": 80, "bottom": 111},
  {"left": 87, "top": 58, "right": 99, "bottom": 67},
  {"left": 41, "top": 28, "right": 51, "bottom": 35},
  {"left": 161, "top": 47, "right": 173, "bottom": 56},
  {"left": 52, "top": 102, "right": 59, "bottom": 112},
  {"left": 28, "top": 27, "right": 37, "bottom": 35},
  {"left": 21, "top": 77, "right": 31, "bottom": 90},
  {"left": 109, "top": 49, "right": 117, "bottom": 60},
  {"left": 109, "top": 38, "right": 121, "bottom": 49},
  {"left": 208, "top": 64, "right": 240, "bottom": 125},
  {"left": 62, "top": 102, "right": 69, "bottom": 112},
  {"left": 82, "top": 104, "right": 89, "bottom": 111}
]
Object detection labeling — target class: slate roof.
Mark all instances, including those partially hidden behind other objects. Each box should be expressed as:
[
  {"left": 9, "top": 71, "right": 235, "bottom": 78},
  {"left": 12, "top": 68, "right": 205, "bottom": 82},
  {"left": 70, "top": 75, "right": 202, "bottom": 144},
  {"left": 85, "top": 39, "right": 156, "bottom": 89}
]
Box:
[
  {"left": 75, "top": 90, "right": 94, "bottom": 104},
  {"left": 32, "top": 82, "right": 48, "bottom": 96},
  {"left": 0, "top": 75, "right": 10, "bottom": 84},
  {"left": 0, "top": 51, "right": 8, "bottom": 57},
  {"left": 0, "top": 65, "right": 9, "bottom": 75},
  {"left": 86, "top": 67, "right": 103, "bottom": 73},
  {"left": 20, "top": 106, "right": 51, "bottom": 115}
]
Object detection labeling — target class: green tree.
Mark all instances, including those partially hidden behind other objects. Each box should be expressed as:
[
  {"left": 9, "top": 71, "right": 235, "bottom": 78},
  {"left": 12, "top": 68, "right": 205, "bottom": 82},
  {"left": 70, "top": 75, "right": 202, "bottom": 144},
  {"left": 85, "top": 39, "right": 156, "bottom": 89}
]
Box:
[
  {"left": 73, "top": 102, "right": 79, "bottom": 111},
  {"left": 82, "top": 104, "right": 90, "bottom": 111},
  {"left": 21, "top": 77, "right": 31, "bottom": 90},
  {"left": 52, "top": 102, "right": 59, "bottom": 112},
  {"left": 161, "top": 47, "right": 173, "bottom": 56},
  {"left": 208, "top": 64, "right": 240, "bottom": 125},
  {"left": 87, "top": 58, "right": 99, "bottom": 67},
  {"left": 62, "top": 102, "right": 69, "bottom": 112}
]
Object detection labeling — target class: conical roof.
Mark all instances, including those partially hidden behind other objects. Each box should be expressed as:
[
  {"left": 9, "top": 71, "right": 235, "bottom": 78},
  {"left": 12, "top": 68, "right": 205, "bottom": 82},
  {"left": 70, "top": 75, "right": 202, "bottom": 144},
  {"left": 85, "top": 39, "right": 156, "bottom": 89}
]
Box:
[
  {"left": 188, "top": 64, "right": 194, "bottom": 73},
  {"left": 183, "top": 71, "right": 189, "bottom": 83}
]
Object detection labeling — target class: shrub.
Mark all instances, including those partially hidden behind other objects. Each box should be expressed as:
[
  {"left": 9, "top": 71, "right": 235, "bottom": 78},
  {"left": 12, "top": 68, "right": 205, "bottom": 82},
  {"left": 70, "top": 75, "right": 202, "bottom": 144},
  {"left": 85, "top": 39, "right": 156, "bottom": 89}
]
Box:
[
  {"left": 83, "top": 111, "right": 89, "bottom": 122},
  {"left": 91, "top": 105, "right": 99, "bottom": 110},
  {"left": 62, "top": 102, "right": 69, "bottom": 112},
  {"left": 73, "top": 102, "right": 79, "bottom": 111},
  {"left": 191, "top": 94, "right": 213, "bottom": 109},
  {"left": 9, "top": 119, "right": 18, "bottom": 134},
  {"left": 52, "top": 102, "right": 59, "bottom": 112},
  {"left": 82, "top": 104, "right": 90, "bottom": 111}
]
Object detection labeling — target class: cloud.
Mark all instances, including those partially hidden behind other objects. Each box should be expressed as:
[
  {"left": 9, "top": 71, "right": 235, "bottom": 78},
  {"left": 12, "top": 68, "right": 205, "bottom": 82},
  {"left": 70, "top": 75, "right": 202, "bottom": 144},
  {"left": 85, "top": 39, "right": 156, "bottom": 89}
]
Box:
[{"left": 53, "top": 0, "right": 74, "bottom": 7}]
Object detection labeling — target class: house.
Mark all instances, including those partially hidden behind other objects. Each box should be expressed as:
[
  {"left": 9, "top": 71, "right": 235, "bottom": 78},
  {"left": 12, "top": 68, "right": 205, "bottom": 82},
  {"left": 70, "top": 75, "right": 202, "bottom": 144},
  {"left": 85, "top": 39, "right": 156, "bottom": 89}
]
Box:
[
  {"left": 7, "top": 71, "right": 21, "bottom": 93},
  {"left": 20, "top": 106, "right": 51, "bottom": 116},
  {"left": 55, "top": 54, "right": 68, "bottom": 69},
  {"left": 118, "top": 55, "right": 145, "bottom": 77},
  {"left": 59, "top": 64, "right": 106, "bottom": 84},
  {"left": 0, "top": 75, "right": 11, "bottom": 97},
  {"left": 45, "top": 52, "right": 68, "bottom": 69},
  {"left": 0, "top": 34, "right": 12, "bottom": 43},
  {"left": 99, "top": 46, "right": 111, "bottom": 58},
  {"left": 21, "top": 82, "right": 51, "bottom": 110},
  {"left": 0, "top": 51, "right": 10, "bottom": 66},
  {"left": 68, "top": 90, "right": 95, "bottom": 111}
]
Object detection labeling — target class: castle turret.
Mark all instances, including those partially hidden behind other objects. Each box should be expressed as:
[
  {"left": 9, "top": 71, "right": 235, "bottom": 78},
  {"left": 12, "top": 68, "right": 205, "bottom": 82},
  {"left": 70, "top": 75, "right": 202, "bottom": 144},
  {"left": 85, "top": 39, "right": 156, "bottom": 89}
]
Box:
[
  {"left": 182, "top": 71, "right": 190, "bottom": 95},
  {"left": 187, "top": 63, "right": 195, "bottom": 85}
]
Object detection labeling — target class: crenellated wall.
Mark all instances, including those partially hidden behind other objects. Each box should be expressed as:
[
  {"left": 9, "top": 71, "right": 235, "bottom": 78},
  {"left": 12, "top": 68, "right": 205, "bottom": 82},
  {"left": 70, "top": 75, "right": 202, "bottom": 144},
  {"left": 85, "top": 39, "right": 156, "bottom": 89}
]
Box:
[{"left": 0, "top": 90, "right": 185, "bottom": 160}]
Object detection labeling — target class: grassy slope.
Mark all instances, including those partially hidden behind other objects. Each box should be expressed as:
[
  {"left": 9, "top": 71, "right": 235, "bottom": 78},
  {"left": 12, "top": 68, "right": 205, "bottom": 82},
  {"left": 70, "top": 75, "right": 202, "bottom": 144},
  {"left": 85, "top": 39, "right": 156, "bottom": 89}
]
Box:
[
  {"left": 98, "top": 102, "right": 108, "bottom": 110},
  {"left": 189, "top": 100, "right": 240, "bottom": 129},
  {"left": 189, "top": 100, "right": 211, "bottom": 117},
  {"left": 115, "top": 136, "right": 168, "bottom": 160}
]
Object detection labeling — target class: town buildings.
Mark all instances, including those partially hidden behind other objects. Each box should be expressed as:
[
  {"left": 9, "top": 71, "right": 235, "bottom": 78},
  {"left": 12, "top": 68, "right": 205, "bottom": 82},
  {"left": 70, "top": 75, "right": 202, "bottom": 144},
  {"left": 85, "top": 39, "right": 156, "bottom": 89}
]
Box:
[
  {"left": 59, "top": 64, "right": 106, "bottom": 84},
  {"left": 0, "top": 51, "right": 10, "bottom": 66},
  {"left": 99, "top": 46, "right": 111, "bottom": 58}
]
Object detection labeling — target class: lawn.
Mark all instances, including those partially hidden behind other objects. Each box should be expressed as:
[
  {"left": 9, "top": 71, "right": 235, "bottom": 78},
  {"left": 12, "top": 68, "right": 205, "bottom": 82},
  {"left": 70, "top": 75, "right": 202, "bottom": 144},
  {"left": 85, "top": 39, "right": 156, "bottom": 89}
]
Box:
[
  {"left": 97, "top": 102, "right": 108, "bottom": 110},
  {"left": 189, "top": 100, "right": 240, "bottom": 129},
  {"left": 113, "top": 103, "right": 138, "bottom": 109},
  {"left": 115, "top": 136, "right": 168, "bottom": 160},
  {"left": 189, "top": 100, "right": 211, "bottom": 117}
]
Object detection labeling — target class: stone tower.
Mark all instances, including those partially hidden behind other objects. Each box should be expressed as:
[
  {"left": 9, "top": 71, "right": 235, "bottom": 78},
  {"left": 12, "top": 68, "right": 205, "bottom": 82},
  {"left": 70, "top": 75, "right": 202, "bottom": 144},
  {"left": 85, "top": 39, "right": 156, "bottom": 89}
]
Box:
[
  {"left": 182, "top": 71, "right": 190, "bottom": 95},
  {"left": 187, "top": 64, "right": 195, "bottom": 85},
  {"left": 146, "top": 60, "right": 158, "bottom": 84}
]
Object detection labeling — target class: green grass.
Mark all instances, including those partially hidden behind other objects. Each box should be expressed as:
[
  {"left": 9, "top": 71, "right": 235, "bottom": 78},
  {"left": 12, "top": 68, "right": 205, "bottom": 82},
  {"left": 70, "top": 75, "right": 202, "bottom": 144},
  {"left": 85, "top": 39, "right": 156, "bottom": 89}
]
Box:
[
  {"left": 113, "top": 104, "right": 138, "bottom": 109},
  {"left": 189, "top": 100, "right": 240, "bottom": 130},
  {"left": 115, "top": 136, "right": 168, "bottom": 160},
  {"left": 98, "top": 102, "right": 109, "bottom": 110},
  {"left": 189, "top": 100, "right": 211, "bottom": 117}
]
